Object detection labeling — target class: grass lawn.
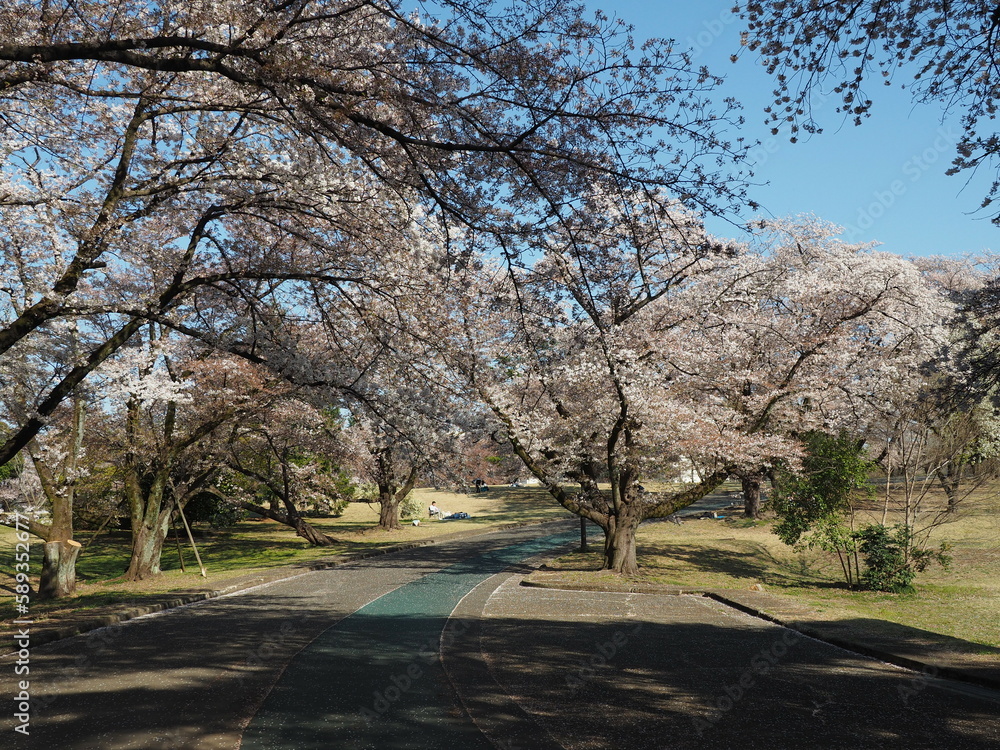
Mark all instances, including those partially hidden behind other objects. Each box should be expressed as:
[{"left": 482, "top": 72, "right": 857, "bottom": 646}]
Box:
[
  {"left": 548, "top": 483, "right": 1000, "bottom": 650},
  {"left": 0, "top": 485, "right": 569, "bottom": 626}
]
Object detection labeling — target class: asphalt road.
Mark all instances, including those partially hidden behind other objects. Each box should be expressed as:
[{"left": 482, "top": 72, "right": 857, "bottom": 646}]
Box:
[
  {"left": 3, "top": 520, "right": 999, "bottom": 749},
  {"left": 240, "top": 530, "right": 578, "bottom": 750},
  {"left": 1, "top": 523, "right": 577, "bottom": 749}
]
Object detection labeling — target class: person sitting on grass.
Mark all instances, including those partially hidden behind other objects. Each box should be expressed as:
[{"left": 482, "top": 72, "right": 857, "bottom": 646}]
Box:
[{"left": 428, "top": 502, "right": 441, "bottom": 517}]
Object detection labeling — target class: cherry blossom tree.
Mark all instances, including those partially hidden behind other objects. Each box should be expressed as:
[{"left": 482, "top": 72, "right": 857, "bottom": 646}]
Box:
[
  {"left": 340, "top": 401, "right": 501, "bottom": 530},
  {"left": 285, "top": 246, "right": 478, "bottom": 532},
  {"left": 0, "top": 317, "right": 91, "bottom": 596},
  {"left": 944, "top": 254, "right": 1000, "bottom": 396},
  {"left": 861, "top": 255, "right": 1000, "bottom": 522},
  {"left": 444, "top": 205, "right": 952, "bottom": 575},
  {"left": 219, "top": 398, "right": 349, "bottom": 546},
  {"left": 0, "top": 395, "right": 85, "bottom": 598},
  {"left": 681, "top": 219, "right": 954, "bottom": 553},
  {"left": 439, "top": 194, "right": 747, "bottom": 574},
  {"left": 343, "top": 417, "right": 425, "bottom": 531},
  {"left": 681, "top": 216, "right": 953, "bottom": 486},
  {"left": 0, "top": 0, "right": 756, "bottom": 472},
  {"left": 96, "top": 328, "right": 272, "bottom": 580}
]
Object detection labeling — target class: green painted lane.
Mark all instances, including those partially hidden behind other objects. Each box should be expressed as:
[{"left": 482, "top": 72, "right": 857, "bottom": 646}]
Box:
[{"left": 241, "top": 530, "right": 576, "bottom": 750}]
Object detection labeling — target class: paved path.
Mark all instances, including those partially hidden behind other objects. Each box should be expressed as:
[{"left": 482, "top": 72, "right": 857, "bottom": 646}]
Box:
[
  {"left": 240, "top": 531, "right": 577, "bottom": 749},
  {"left": 4, "top": 521, "right": 999, "bottom": 749},
  {"left": 448, "top": 579, "right": 1000, "bottom": 749},
  {"left": 1, "top": 524, "right": 575, "bottom": 749}
]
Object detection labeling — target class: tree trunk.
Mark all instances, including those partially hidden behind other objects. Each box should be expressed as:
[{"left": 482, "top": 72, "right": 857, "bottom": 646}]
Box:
[
  {"left": 232, "top": 497, "right": 336, "bottom": 546},
  {"left": 291, "top": 513, "right": 336, "bottom": 546},
  {"left": 38, "top": 540, "right": 82, "bottom": 599},
  {"left": 25, "top": 394, "right": 86, "bottom": 599},
  {"left": 742, "top": 474, "right": 764, "bottom": 519},
  {"left": 378, "top": 492, "right": 402, "bottom": 530},
  {"left": 601, "top": 515, "right": 640, "bottom": 575},
  {"left": 125, "top": 510, "right": 171, "bottom": 580},
  {"left": 373, "top": 459, "right": 417, "bottom": 531},
  {"left": 934, "top": 469, "right": 961, "bottom": 514}
]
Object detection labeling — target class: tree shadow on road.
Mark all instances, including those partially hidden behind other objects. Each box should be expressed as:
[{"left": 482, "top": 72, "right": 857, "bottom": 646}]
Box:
[
  {"left": 10, "top": 581, "right": 1000, "bottom": 750},
  {"left": 464, "top": 612, "right": 1000, "bottom": 750}
]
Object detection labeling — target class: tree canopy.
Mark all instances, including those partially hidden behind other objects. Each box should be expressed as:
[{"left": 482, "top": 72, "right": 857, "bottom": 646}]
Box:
[
  {"left": 433, "top": 206, "right": 951, "bottom": 573},
  {"left": 0, "top": 0, "right": 756, "bottom": 468}
]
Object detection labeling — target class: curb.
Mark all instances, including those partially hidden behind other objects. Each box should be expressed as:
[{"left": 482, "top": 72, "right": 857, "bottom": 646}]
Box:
[
  {"left": 4, "top": 519, "right": 570, "bottom": 654},
  {"left": 701, "top": 592, "right": 992, "bottom": 689},
  {"left": 519, "top": 577, "right": 1000, "bottom": 694},
  {"left": 520, "top": 578, "right": 700, "bottom": 596}
]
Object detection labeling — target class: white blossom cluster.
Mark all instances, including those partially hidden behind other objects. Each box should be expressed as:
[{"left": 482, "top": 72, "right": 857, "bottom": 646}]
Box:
[{"left": 438, "top": 208, "right": 958, "bottom": 534}]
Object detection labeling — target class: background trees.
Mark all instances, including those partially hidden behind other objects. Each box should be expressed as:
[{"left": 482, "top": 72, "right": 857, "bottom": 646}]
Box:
[
  {"left": 444, "top": 207, "right": 952, "bottom": 575},
  {"left": 220, "top": 396, "right": 349, "bottom": 546},
  {"left": 686, "top": 216, "right": 951, "bottom": 495}
]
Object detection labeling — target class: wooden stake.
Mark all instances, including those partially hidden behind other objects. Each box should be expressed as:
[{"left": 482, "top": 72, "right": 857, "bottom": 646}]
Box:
[{"left": 176, "top": 501, "right": 206, "bottom": 577}]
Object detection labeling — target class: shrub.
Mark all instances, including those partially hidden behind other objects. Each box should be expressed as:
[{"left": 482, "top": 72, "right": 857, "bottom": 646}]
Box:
[
  {"left": 855, "top": 524, "right": 915, "bottom": 593},
  {"left": 771, "top": 431, "right": 875, "bottom": 545},
  {"left": 183, "top": 492, "right": 246, "bottom": 528},
  {"left": 400, "top": 493, "right": 421, "bottom": 520},
  {"left": 855, "top": 523, "right": 951, "bottom": 593}
]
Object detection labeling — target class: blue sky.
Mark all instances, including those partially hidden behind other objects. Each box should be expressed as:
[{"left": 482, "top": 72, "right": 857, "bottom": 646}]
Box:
[{"left": 592, "top": 1, "right": 998, "bottom": 258}]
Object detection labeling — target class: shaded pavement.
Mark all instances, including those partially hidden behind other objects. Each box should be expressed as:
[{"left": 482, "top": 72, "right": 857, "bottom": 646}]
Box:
[
  {"left": 0, "top": 523, "right": 576, "bottom": 748},
  {"left": 240, "top": 531, "right": 578, "bottom": 749},
  {"left": 449, "top": 579, "right": 1000, "bottom": 749},
  {"left": 2, "top": 518, "right": 998, "bottom": 748}
]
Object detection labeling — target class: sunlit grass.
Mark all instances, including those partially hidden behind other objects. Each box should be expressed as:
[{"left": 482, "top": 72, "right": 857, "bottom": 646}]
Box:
[{"left": 547, "top": 483, "right": 1000, "bottom": 649}]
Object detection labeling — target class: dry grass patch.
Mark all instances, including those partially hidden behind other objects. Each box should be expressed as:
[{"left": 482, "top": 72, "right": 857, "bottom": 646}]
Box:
[{"left": 547, "top": 489, "right": 1000, "bottom": 649}]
